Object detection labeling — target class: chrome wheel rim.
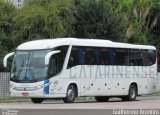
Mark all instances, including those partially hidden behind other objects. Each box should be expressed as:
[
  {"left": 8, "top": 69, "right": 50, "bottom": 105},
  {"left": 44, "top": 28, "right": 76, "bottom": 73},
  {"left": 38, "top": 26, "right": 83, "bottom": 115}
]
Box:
[
  {"left": 130, "top": 88, "right": 136, "bottom": 99},
  {"left": 67, "top": 88, "right": 74, "bottom": 100}
]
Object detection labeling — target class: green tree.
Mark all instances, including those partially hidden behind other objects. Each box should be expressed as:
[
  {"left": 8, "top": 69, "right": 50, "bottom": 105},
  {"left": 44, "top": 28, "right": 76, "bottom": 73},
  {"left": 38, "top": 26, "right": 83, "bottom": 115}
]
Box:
[
  {"left": 113, "top": 0, "right": 153, "bottom": 44},
  {"left": 11, "top": 0, "right": 76, "bottom": 47},
  {"left": 147, "top": 0, "right": 160, "bottom": 40},
  {"left": 0, "top": 0, "right": 16, "bottom": 51},
  {"left": 146, "top": 0, "right": 160, "bottom": 67},
  {"left": 75, "top": 0, "right": 128, "bottom": 42},
  {"left": 0, "top": 0, "right": 16, "bottom": 71}
]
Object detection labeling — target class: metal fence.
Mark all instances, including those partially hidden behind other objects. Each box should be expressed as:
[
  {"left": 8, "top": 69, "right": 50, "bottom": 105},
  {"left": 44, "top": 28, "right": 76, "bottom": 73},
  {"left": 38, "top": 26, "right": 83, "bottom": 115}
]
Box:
[{"left": 0, "top": 72, "right": 10, "bottom": 99}]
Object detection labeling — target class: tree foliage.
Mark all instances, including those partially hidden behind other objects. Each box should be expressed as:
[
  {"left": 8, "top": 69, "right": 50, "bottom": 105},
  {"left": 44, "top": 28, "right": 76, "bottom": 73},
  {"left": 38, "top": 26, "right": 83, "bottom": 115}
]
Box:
[
  {"left": 112, "top": 0, "right": 154, "bottom": 44},
  {"left": 10, "top": 0, "right": 76, "bottom": 48},
  {"left": 75, "top": 0, "right": 128, "bottom": 41},
  {"left": 1, "top": 0, "right": 160, "bottom": 71},
  {"left": 0, "top": 0, "right": 16, "bottom": 50}
]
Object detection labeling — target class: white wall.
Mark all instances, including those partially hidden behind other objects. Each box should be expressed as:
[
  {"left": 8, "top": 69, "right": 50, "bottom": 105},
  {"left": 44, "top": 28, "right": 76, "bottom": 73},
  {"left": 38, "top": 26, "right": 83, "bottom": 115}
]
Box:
[{"left": 6, "top": 0, "right": 25, "bottom": 8}]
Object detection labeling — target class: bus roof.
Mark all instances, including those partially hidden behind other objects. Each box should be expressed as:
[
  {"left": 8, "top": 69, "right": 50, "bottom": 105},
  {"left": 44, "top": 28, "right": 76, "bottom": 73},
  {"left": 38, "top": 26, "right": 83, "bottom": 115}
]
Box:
[{"left": 17, "top": 38, "right": 156, "bottom": 50}]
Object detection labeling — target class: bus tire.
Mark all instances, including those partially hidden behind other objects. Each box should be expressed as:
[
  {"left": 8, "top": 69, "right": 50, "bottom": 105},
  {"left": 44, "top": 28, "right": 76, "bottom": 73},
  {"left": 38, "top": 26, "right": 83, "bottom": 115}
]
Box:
[
  {"left": 31, "top": 98, "right": 43, "bottom": 103},
  {"left": 122, "top": 85, "right": 137, "bottom": 101},
  {"left": 63, "top": 85, "right": 76, "bottom": 103},
  {"left": 95, "top": 96, "right": 109, "bottom": 102}
]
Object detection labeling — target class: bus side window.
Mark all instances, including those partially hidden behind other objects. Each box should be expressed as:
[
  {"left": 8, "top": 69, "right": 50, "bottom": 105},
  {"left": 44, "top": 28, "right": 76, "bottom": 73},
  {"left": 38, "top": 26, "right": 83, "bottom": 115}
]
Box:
[
  {"left": 100, "top": 48, "right": 109, "bottom": 65},
  {"left": 143, "top": 49, "right": 156, "bottom": 66},
  {"left": 114, "top": 48, "right": 129, "bottom": 65},
  {"left": 148, "top": 50, "right": 156, "bottom": 65},
  {"left": 54, "top": 46, "right": 69, "bottom": 68},
  {"left": 108, "top": 49, "right": 115, "bottom": 65},
  {"left": 49, "top": 54, "right": 61, "bottom": 76},
  {"left": 129, "top": 49, "right": 143, "bottom": 66},
  {"left": 137, "top": 58, "right": 143, "bottom": 66},
  {"left": 78, "top": 48, "right": 85, "bottom": 65},
  {"left": 68, "top": 48, "right": 78, "bottom": 68},
  {"left": 85, "top": 48, "right": 97, "bottom": 65},
  {"left": 49, "top": 46, "right": 69, "bottom": 74},
  {"left": 94, "top": 49, "right": 100, "bottom": 64},
  {"left": 129, "top": 59, "right": 136, "bottom": 66}
]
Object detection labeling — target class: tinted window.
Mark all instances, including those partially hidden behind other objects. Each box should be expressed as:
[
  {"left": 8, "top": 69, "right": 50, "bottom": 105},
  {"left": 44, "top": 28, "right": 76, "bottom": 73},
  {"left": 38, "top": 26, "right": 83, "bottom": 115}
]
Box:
[
  {"left": 142, "top": 49, "right": 156, "bottom": 66},
  {"left": 68, "top": 47, "right": 79, "bottom": 68},
  {"left": 114, "top": 49, "right": 128, "bottom": 65},
  {"left": 129, "top": 49, "right": 143, "bottom": 66},
  {"left": 67, "top": 46, "right": 156, "bottom": 68},
  {"left": 68, "top": 47, "right": 100, "bottom": 68},
  {"left": 100, "top": 48, "right": 109, "bottom": 65},
  {"left": 49, "top": 46, "right": 68, "bottom": 76},
  {"left": 85, "top": 48, "right": 99, "bottom": 65}
]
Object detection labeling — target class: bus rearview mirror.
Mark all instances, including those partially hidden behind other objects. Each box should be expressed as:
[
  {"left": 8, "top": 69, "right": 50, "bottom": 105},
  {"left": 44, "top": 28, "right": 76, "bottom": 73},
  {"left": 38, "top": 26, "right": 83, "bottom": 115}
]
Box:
[
  {"left": 3, "top": 52, "right": 15, "bottom": 68},
  {"left": 45, "top": 50, "right": 61, "bottom": 65}
]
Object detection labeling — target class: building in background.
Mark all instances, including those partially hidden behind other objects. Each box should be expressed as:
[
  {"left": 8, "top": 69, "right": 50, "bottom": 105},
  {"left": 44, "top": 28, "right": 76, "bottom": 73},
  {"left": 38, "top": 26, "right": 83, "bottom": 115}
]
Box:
[{"left": 5, "top": 0, "right": 25, "bottom": 8}]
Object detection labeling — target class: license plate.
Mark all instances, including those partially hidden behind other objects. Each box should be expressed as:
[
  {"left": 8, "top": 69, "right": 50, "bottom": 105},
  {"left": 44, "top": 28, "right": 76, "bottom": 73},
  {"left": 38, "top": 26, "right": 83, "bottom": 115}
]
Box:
[{"left": 22, "top": 92, "right": 29, "bottom": 96}]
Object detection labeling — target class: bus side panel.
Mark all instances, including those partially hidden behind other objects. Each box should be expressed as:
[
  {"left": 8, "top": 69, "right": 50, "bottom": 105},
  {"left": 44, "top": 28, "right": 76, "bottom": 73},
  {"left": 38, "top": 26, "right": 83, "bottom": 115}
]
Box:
[
  {"left": 138, "top": 65, "right": 157, "bottom": 95},
  {"left": 60, "top": 65, "right": 127, "bottom": 97}
]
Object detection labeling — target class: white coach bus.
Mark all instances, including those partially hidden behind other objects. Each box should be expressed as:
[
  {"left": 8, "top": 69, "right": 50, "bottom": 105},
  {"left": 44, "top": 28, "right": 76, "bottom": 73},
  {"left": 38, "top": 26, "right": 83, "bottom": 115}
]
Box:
[{"left": 3, "top": 38, "right": 158, "bottom": 103}]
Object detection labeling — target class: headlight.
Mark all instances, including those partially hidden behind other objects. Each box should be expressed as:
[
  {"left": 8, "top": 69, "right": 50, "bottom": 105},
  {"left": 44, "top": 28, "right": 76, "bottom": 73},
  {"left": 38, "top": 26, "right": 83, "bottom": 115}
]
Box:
[{"left": 35, "top": 85, "right": 43, "bottom": 89}]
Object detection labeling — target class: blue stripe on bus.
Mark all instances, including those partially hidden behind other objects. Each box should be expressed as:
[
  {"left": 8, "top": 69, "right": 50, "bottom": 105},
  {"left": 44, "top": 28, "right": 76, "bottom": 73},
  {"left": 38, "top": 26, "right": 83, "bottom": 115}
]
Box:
[{"left": 44, "top": 80, "right": 49, "bottom": 94}]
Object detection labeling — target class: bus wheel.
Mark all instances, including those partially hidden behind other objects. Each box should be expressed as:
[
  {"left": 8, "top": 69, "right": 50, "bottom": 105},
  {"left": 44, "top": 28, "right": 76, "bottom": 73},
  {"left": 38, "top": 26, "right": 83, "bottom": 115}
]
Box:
[
  {"left": 31, "top": 98, "right": 43, "bottom": 103},
  {"left": 95, "top": 96, "right": 109, "bottom": 102},
  {"left": 122, "top": 85, "right": 137, "bottom": 101},
  {"left": 63, "top": 85, "right": 76, "bottom": 103}
]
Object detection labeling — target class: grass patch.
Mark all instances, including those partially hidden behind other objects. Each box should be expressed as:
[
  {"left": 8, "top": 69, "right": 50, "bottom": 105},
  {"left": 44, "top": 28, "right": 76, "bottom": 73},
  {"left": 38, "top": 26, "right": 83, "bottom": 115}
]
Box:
[
  {"left": 0, "top": 96, "right": 31, "bottom": 103},
  {"left": 150, "top": 91, "right": 160, "bottom": 96},
  {"left": 76, "top": 96, "right": 95, "bottom": 101}
]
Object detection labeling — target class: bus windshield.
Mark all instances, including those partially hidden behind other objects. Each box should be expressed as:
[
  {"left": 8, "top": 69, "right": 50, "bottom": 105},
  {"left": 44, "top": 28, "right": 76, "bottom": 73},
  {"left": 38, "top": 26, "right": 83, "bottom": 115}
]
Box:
[{"left": 11, "top": 50, "right": 50, "bottom": 82}]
